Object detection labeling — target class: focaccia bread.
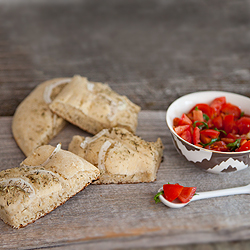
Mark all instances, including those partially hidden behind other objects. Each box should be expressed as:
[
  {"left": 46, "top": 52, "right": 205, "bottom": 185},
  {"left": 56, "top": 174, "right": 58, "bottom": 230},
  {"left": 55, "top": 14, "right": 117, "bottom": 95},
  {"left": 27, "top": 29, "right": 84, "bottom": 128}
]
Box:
[
  {"left": 0, "top": 144, "right": 100, "bottom": 229},
  {"left": 68, "top": 127, "right": 163, "bottom": 184},
  {"left": 12, "top": 77, "right": 71, "bottom": 156},
  {"left": 49, "top": 75, "right": 141, "bottom": 135}
]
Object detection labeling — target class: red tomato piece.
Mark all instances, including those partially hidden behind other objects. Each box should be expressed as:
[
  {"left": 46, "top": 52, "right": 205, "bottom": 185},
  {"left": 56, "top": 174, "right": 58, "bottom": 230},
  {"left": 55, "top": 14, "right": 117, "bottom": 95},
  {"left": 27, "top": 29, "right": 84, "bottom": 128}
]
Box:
[
  {"left": 236, "top": 117, "right": 250, "bottom": 134},
  {"left": 191, "top": 103, "right": 214, "bottom": 118},
  {"left": 193, "top": 109, "right": 204, "bottom": 122},
  {"left": 163, "top": 183, "right": 183, "bottom": 202},
  {"left": 174, "top": 125, "right": 190, "bottom": 136},
  {"left": 200, "top": 129, "right": 220, "bottom": 144},
  {"left": 173, "top": 117, "right": 181, "bottom": 126},
  {"left": 178, "top": 113, "right": 193, "bottom": 125},
  {"left": 207, "top": 119, "right": 214, "bottom": 128},
  {"left": 223, "top": 115, "right": 238, "bottom": 134},
  {"left": 193, "top": 127, "right": 201, "bottom": 146},
  {"left": 210, "top": 96, "right": 226, "bottom": 116},
  {"left": 178, "top": 187, "right": 197, "bottom": 203},
  {"left": 238, "top": 140, "right": 250, "bottom": 152},
  {"left": 221, "top": 103, "right": 241, "bottom": 118},
  {"left": 226, "top": 133, "right": 237, "bottom": 140},
  {"left": 239, "top": 135, "right": 247, "bottom": 140},
  {"left": 212, "top": 115, "right": 223, "bottom": 129},
  {"left": 180, "top": 129, "right": 193, "bottom": 144},
  {"left": 223, "top": 133, "right": 247, "bottom": 143},
  {"left": 240, "top": 139, "right": 248, "bottom": 147},
  {"left": 205, "top": 141, "right": 228, "bottom": 152},
  {"left": 186, "top": 112, "right": 193, "bottom": 121},
  {"left": 221, "top": 138, "right": 235, "bottom": 144}
]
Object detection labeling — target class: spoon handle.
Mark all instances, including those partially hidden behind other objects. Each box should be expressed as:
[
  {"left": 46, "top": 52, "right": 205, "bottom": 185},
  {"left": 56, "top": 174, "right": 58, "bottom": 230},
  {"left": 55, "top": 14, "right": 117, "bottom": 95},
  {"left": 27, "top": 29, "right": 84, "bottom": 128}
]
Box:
[{"left": 191, "top": 184, "right": 250, "bottom": 202}]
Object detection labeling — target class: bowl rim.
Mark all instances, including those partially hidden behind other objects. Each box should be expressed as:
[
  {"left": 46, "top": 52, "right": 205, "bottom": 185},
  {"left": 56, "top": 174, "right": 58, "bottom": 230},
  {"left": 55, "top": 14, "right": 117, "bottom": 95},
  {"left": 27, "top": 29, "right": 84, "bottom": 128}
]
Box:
[{"left": 166, "top": 91, "right": 250, "bottom": 155}]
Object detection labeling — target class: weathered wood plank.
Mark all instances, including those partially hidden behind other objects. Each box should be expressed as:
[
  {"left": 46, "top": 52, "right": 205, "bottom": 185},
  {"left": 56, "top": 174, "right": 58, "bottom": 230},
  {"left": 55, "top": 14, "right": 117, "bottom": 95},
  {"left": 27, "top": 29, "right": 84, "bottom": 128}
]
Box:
[
  {"left": 1, "top": 111, "right": 250, "bottom": 249},
  {"left": 1, "top": 0, "right": 250, "bottom": 249},
  {"left": 0, "top": 0, "right": 250, "bottom": 115}
]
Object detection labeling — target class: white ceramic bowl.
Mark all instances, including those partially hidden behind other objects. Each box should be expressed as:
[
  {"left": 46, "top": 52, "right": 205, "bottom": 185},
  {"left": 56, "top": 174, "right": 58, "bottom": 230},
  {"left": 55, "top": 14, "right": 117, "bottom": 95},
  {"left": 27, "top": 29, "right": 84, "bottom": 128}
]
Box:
[{"left": 166, "top": 91, "right": 250, "bottom": 174}]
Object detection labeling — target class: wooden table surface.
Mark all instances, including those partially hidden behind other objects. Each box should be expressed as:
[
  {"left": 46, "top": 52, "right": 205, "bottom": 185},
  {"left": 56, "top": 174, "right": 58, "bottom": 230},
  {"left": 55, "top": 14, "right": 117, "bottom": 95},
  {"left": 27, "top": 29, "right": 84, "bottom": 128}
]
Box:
[{"left": 1, "top": 0, "right": 250, "bottom": 249}]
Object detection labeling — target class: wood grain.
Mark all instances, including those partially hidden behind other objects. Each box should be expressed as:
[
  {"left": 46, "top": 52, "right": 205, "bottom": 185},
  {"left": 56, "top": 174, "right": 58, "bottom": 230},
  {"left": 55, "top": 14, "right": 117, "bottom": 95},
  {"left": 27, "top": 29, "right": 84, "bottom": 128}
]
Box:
[
  {"left": 1, "top": 0, "right": 250, "bottom": 249},
  {"left": 1, "top": 111, "right": 250, "bottom": 249},
  {"left": 0, "top": 0, "right": 250, "bottom": 115}
]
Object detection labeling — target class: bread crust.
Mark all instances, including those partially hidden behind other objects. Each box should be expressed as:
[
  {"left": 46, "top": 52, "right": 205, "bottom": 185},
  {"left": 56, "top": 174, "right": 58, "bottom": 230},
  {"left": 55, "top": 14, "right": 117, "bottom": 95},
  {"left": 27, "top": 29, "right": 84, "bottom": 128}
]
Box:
[
  {"left": 0, "top": 144, "right": 100, "bottom": 228},
  {"left": 49, "top": 75, "right": 141, "bottom": 135},
  {"left": 12, "top": 78, "right": 71, "bottom": 156},
  {"left": 68, "top": 127, "right": 164, "bottom": 184}
]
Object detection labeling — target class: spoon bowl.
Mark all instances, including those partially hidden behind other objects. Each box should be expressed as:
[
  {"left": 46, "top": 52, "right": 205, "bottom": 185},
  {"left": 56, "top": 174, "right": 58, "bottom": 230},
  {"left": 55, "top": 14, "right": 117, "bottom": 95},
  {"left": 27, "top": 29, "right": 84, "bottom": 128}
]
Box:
[{"left": 158, "top": 184, "right": 250, "bottom": 208}]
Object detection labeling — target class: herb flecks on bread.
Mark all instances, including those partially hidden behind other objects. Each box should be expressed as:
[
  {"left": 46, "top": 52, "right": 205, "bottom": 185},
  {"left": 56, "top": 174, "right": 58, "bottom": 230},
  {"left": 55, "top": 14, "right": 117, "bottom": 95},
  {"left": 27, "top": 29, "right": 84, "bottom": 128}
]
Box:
[
  {"left": 12, "top": 78, "right": 71, "bottom": 156},
  {"left": 0, "top": 144, "right": 100, "bottom": 229},
  {"left": 68, "top": 127, "right": 163, "bottom": 184},
  {"left": 49, "top": 75, "right": 141, "bottom": 134}
]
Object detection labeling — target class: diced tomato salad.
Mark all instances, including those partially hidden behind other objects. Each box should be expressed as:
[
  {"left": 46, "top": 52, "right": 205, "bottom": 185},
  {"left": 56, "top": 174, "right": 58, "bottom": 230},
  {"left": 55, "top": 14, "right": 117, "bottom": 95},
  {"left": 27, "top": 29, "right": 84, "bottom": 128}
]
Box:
[{"left": 173, "top": 96, "right": 250, "bottom": 152}]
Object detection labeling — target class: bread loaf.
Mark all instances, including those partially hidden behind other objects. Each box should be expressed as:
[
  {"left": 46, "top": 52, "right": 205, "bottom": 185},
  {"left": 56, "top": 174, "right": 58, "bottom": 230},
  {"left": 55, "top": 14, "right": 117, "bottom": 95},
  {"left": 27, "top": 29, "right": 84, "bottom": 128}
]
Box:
[
  {"left": 49, "top": 75, "right": 141, "bottom": 134},
  {"left": 12, "top": 78, "right": 71, "bottom": 156},
  {"left": 68, "top": 127, "right": 163, "bottom": 184},
  {"left": 0, "top": 144, "right": 100, "bottom": 228}
]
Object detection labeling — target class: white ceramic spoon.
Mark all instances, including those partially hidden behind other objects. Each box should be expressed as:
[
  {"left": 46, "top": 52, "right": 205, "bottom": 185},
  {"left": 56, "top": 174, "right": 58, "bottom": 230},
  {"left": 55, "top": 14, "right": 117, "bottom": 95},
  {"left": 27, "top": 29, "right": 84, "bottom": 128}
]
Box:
[{"left": 158, "top": 184, "right": 250, "bottom": 208}]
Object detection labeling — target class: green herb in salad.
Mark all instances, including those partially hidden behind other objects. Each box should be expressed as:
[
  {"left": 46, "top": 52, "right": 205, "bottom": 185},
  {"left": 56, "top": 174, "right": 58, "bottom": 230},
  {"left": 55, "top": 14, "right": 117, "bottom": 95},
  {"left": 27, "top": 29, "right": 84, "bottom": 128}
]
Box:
[
  {"left": 214, "top": 128, "right": 227, "bottom": 135},
  {"left": 227, "top": 139, "right": 241, "bottom": 151},
  {"left": 199, "top": 138, "right": 220, "bottom": 147},
  {"left": 193, "top": 121, "right": 209, "bottom": 129},
  {"left": 203, "top": 113, "right": 210, "bottom": 122},
  {"left": 154, "top": 191, "right": 164, "bottom": 204}
]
